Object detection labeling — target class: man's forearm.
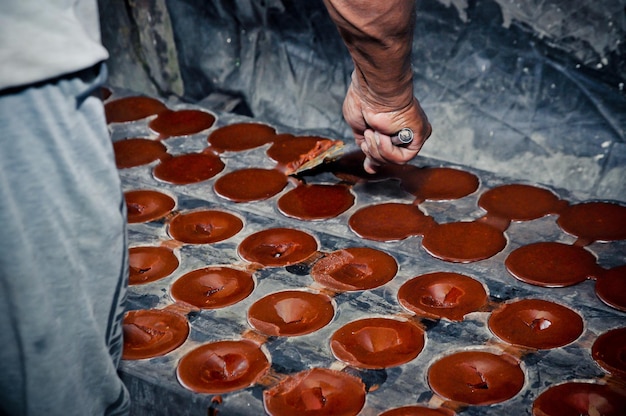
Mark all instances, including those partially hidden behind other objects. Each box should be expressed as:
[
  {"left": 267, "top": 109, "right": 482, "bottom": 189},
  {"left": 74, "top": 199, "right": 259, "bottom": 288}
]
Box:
[{"left": 323, "top": 0, "right": 416, "bottom": 109}]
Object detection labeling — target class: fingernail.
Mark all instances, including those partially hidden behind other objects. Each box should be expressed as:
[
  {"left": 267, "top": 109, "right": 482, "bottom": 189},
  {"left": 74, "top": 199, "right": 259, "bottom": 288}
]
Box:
[{"left": 374, "top": 131, "right": 380, "bottom": 145}]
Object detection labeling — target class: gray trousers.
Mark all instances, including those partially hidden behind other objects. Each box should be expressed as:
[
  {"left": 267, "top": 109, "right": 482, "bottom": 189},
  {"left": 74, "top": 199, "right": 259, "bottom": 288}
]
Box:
[{"left": 0, "top": 65, "right": 130, "bottom": 415}]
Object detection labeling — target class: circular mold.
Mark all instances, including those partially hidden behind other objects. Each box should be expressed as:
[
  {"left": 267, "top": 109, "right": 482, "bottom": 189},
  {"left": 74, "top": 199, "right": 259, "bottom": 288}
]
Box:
[
  {"left": 591, "top": 327, "right": 626, "bottom": 379},
  {"left": 505, "top": 242, "right": 599, "bottom": 287},
  {"left": 311, "top": 247, "right": 398, "bottom": 291},
  {"left": 478, "top": 183, "right": 563, "bottom": 221},
  {"left": 398, "top": 272, "right": 488, "bottom": 321},
  {"left": 177, "top": 339, "right": 270, "bottom": 394},
  {"left": 238, "top": 228, "right": 318, "bottom": 267},
  {"left": 427, "top": 350, "right": 525, "bottom": 405},
  {"left": 113, "top": 138, "right": 168, "bottom": 169},
  {"left": 400, "top": 166, "right": 479, "bottom": 202},
  {"left": 128, "top": 246, "right": 179, "bottom": 285},
  {"left": 122, "top": 309, "right": 189, "bottom": 360},
  {"left": 422, "top": 221, "right": 507, "bottom": 263},
  {"left": 124, "top": 189, "right": 175, "bottom": 223},
  {"left": 153, "top": 153, "right": 225, "bottom": 185},
  {"left": 148, "top": 109, "right": 215, "bottom": 139},
  {"left": 214, "top": 168, "right": 287, "bottom": 202},
  {"left": 348, "top": 202, "right": 435, "bottom": 242},
  {"left": 263, "top": 368, "right": 366, "bottom": 416},
  {"left": 595, "top": 265, "right": 626, "bottom": 312},
  {"left": 277, "top": 183, "right": 355, "bottom": 221},
  {"left": 104, "top": 96, "right": 168, "bottom": 123},
  {"left": 170, "top": 266, "right": 255, "bottom": 309},
  {"left": 532, "top": 381, "right": 626, "bottom": 416},
  {"left": 168, "top": 210, "right": 243, "bottom": 244},
  {"left": 207, "top": 122, "right": 277, "bottom": 152},
  {"left": 488, "top": 298, "right": 584, "bottom": 350},
  {"left": 330, "top": 317, "right": 425, "bottom": 369},
  {"left": 247, "top": 290, "right": 335, "bottom": 336},
  {"left": 557, "top": 201, "right": 626, "bottom": 243}
]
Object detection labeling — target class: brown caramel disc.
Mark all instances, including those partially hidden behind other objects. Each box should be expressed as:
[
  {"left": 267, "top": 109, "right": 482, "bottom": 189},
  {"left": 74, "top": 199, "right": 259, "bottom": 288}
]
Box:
[
  {"left": 238, "top": 228, "right": 318, "bottom": 267},
  {"left": 266, "top": 135, "right": 342, "bottom": 174},
  {"left": 277, "top": 184, "right": 355, "bottom": 220},
  {"left": 171, "top": 267, "right": 254, "bottom": 309},
  {"left": 428, "top": 350, "right": 525, "bottom": 405},
  {"left": 532, "top": 381, "right": 626, "bottom": 416},
  {"left": 330, "top": 317, "right": 425, "bottom": 369},
  {"left": 311, "top": 247, "right": 398, "bottom": 291},
  {"left": 247, "top": 290, "right": 335, "bottom": 336},
  {"left": 104, "top": 96, "right": 168, "bottom": 123},
  {"left": 348, "top": 203, "right": 435, "bottom": 241},
  {"left": 591, "top": 327, "right": 626, "bottom": 379},
  {"left": 263, "top": 368, "right": 366, "bottom": 416},
  {"left": 422, "top": 221, "right": 507, "bottom": 263},
  {"left": 214, "top": 168, "right": 287, "bottom": 202},
  {"left": 113, "top": 138, "right": 168, "bottom": 169},
  {"left": 124, "top": 189, "right": 176, "bottom": 223},
  {"left": 148, "top": 109, "right": 215, "bottom": 139},
  {"left": 379, "top": 406, "right": 456, "bottom": 416},
  {"left": 122, "top": 309, "right": 189, "bottom": 360},
  {"left": 397, "top": 272, "right": 488, "bottom": 321},
  {"left": 327, "top": 150, "right": 401, "bottom": 183},
  {"left": 129, "top": 246, "right": 179, "bottom": 285},
  {"left": 400, "top": 167, "right": 479, "bottom": 202},
  {"left": 207, "top": 122, "right": 277, "bottom": 152},
  {"left": 505, "top": 242, "right": 599, "bottom": 287},
  {"left": 488, "top": 299, "right": 583, "bottom": 350},
  {"left": 478, "top": 184, "right": 563, "bottom": 221},
  {"left": 595, "top": 265, "right": 626, "bottom": 312},
  {"left": 557, "top": 201, "right": 626, "bottom": 242},
  {"left": 168, "top": 210, "right": 243, "bottom": 244},
  {"left": 177, "top": 339, "right": 270, "bottom": 394},
  {"left": 153, "top": 153, "right": 225, "bottom": 185}
]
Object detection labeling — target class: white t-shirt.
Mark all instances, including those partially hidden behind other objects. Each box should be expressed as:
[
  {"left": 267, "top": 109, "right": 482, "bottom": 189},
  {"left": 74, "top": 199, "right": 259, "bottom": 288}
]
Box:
[{"left": 0, "top": 0, "right": 109, "bottom": 90}]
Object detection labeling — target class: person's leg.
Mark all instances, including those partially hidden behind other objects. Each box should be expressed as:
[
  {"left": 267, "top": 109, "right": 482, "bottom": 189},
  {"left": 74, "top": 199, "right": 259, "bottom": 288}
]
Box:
[{"left": 0, "top": 64, "right": 130, "bottom": 416}]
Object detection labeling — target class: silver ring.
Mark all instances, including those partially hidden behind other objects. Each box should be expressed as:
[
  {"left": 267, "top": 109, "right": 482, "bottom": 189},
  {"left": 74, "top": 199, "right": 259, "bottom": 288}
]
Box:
[{"left": 390, "top": 128, "right": 414, "bottom": 146}]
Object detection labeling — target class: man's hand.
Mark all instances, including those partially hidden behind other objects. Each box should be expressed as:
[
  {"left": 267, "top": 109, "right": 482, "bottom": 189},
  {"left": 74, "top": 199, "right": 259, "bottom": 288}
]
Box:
[{"left": 343, "top": 72, "right": 431, "bottom": 173}]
